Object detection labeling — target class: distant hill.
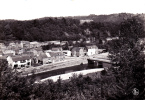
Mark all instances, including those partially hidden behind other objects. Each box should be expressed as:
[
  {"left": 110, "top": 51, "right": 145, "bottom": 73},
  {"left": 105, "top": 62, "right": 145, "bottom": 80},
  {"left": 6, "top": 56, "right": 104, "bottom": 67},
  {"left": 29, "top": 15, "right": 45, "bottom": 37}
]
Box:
[
  {"left": 68, "top": 13, "right": 135, "bottom": 23},
  {"left": 0, "top": 13, "right": 144, "bottom": 42}
]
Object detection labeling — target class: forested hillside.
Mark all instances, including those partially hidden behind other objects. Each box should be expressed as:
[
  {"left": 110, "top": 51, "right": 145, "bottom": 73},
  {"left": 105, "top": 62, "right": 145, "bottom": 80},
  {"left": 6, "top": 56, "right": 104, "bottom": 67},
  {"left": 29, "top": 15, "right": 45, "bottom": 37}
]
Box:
[
  {"left": 71, "top": 13, "right": 134, "bottom": 23},
  {"left": 0, "top": 13, "right": 144, "bottom": 42}
]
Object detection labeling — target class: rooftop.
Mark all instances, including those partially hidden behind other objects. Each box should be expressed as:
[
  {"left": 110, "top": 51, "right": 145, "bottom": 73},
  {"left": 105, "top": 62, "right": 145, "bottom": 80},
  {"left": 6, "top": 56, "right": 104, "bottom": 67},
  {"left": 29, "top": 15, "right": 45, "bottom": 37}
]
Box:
[
  {"left": 88, "top": 52, "right": 111, "bottom": 63},
  {"left": 11, "top": 55, "right": 31, "bottom": 62}
]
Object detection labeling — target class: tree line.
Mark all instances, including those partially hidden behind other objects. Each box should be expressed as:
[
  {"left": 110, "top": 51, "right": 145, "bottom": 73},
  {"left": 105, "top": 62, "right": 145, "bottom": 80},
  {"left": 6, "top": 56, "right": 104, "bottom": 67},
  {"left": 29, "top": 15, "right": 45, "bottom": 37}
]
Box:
[{"left": 0, "top": 14, "right": 132, "bottom": 42}]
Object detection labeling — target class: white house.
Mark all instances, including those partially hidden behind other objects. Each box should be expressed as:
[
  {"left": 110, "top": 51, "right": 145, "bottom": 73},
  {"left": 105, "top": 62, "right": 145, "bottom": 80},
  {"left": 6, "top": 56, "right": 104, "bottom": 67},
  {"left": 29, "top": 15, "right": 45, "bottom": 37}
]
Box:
[
  {"left": 21, "top": 41, "right": 30, "bottom": 48},
  {"left": 49, "top": 40, "right": 61, "bottom": 45},
  {"left": 106, "top": 37, "right": 119, "bottom": 42},
  {"left": 80, "top": 19, "right": 93, "bottom": 24},
  {"left": 85, "top": 45, "right": 98, "bottom": 56},
  {"left": 2, "top": 49, "right": 15, "bottom": 55},
  {"left": 62, "top": 50, "right": 71, "bottom": 57},
  {"left": 0, "top": 43, "right": 6, "bottom": 49},
  {"left": 7, "top": 55, "right": 31, "bottom": 69}
]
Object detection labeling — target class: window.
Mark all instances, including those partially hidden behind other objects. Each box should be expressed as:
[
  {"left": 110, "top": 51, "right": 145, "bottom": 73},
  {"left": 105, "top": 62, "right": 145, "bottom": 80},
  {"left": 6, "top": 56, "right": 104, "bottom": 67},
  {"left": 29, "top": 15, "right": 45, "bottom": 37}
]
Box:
[
  {"left": 98, "top": 62, "right": 103, "bottom": 68},
  {"left": 63, "top": 52, "right": 67, "bottom": 54},
  {"left": 21, "top": 65, "right": 25, "bottom": 67},
  {"left": 27, "top": 62, "right": 30, "bottom": 65},
  {"left": 20, "top": 60, "right": 26, "bottom": 63},
  {"left": 14, "top": 64, "right": 18, "bottom": 68}
]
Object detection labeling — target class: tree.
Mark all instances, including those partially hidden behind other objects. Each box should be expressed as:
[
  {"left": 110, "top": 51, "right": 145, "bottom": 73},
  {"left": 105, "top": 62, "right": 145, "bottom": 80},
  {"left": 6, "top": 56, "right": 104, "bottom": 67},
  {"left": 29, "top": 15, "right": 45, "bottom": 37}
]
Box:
[
  {"left": 105, "top": 17, "right": 145, "bottom": 99},
  {"left": 0, "top": 59, "right": 35, "bottom": 100}
]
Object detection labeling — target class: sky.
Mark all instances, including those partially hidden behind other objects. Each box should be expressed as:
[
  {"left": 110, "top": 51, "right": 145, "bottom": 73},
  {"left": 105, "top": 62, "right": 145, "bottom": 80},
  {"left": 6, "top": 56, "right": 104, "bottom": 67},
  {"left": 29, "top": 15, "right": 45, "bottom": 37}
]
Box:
[{"left": 0, "top": 0, "right": 145, "bottom": 20}]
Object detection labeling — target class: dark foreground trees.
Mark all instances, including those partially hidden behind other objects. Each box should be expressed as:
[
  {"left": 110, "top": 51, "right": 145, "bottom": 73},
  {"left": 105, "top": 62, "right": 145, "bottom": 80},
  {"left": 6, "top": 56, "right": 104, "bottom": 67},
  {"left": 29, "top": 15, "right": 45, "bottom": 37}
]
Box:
[
  {"left": 0, "top": 61, "right": 103, "bottom": 100},
  {"left": 104, "top": 17, "right": 145, "bottom": 100},
  {"left": 0, "top": 59, "right": 35, "bottom": 100}
]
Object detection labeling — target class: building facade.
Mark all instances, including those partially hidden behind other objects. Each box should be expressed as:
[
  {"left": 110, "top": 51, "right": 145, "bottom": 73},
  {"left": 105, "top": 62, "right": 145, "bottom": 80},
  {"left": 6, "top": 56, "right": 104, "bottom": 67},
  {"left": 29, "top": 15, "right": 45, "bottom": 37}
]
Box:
[{"left": 7, "top": 55, "right": 31, "bottom": 69}]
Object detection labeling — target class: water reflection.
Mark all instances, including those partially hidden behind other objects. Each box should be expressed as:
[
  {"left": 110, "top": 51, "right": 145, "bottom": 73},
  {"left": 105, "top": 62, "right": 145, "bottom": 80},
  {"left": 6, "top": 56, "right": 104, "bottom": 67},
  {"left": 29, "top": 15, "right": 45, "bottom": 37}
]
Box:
[{"left": 28, "top": 63, "right": 93, "bottom": 80}]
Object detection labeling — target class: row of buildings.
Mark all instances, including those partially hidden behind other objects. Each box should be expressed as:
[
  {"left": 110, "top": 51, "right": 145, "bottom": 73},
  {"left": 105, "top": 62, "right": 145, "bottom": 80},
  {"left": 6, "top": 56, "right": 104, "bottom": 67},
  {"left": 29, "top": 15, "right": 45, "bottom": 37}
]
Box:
[{"left": 0, "top": 40, "right": 99, "bottom": 69}]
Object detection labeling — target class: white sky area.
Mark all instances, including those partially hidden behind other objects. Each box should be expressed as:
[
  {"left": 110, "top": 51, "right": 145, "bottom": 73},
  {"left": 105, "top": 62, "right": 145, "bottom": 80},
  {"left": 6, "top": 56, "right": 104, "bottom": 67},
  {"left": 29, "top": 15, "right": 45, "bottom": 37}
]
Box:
[{"left": 0, "top": 0, "right": 145, "bottom": 20}]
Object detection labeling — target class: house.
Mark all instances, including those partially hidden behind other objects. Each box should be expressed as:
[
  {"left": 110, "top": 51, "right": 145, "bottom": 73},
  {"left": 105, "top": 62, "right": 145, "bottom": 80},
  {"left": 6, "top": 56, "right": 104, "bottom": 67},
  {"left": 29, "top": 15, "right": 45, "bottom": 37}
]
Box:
[
  {"left": 60, "top": 41, "right": 68, "bottom": 46},
  {"left": 49, "top": 40, "right": 61, "bottom": 45},
  {"left": 49, "top": 52, "right": 65, "bottom": 63},
  {"left": 85, "top": 45, "right": 98, "bottom": 56},
  {"left": 45, "top": 51, "right": 65, "bottom": 63},
  {"left": 67, "top": 46, "right": 73, "bottom": 50},
  {"left": 3, "top": 53, "right": 14, "bottom": 58},
  {"left": 62, "top": 50, "right": 71, "bottom": 57},
  {"left": 23, "top": 51, "right": 39, "bottom": 65},
  {"left": 85, "top": 40, "right": 91, "bottom": 43},
  {"left": 30, "top": 41, "right": 40, "bottom": 48},
  {"left": 15, "top": 42, "right": 22, "bottom": 48},
  {"left": 37, "top": 52, "right": 50, "bottom": 64},
  {"left": 0, "top": 42, "right": 6, "bottom": 49},
  {"left": 15, "top": 48, "right": 25, "bottom": 55},
  {"left": 21, "top": 41, "right": 30, "bottom": 48},
  {"left": 9, "top": 42, "right": 16, "bottom": 47},
  {"left": 71, "top": 47, "right": 85, "bottom": 57},
  {"left": 30, "top": 47, "right": 43, "bottom": 56},
  {"left": 40, "top": 41, "right": 49, "bottom": 46},
  {"left": 80, "top": 19, "right": 93, "bottom": 24},
  {"left": 72, "top": 41, "right": 77, "bottom": 44},
  {"left": 7, "top": 55, "right": 32, "bottom": 69},
  {"left": 106, "top": 37, "right": 119, "bottom": 42},
  {"left": 51, "top": 47, "right": 63, "bottom": 51},
  {"left": 2, "top": 49, "right": 15, "bottom": 55}
]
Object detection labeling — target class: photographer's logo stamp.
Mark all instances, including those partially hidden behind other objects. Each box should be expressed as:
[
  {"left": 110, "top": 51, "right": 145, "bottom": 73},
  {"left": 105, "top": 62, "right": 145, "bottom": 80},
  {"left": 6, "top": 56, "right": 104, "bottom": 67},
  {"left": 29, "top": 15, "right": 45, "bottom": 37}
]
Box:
[{"left": 132, "top": 88, "right": 139, "bottom": 96}]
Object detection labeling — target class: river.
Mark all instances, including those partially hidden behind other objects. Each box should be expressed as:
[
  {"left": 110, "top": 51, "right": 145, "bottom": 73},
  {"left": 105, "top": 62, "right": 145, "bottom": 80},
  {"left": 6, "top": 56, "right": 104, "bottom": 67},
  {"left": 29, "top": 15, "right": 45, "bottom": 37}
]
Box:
[{"left": 27, "top": 63, "right": 92, "bottom": 80}]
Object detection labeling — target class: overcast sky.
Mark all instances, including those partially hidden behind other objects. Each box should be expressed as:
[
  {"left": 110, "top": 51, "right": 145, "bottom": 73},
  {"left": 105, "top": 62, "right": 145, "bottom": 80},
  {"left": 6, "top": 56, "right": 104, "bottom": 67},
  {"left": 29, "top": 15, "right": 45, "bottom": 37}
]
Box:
[{"left": 0, "top": 0, "right": 145, "bottom": 20}]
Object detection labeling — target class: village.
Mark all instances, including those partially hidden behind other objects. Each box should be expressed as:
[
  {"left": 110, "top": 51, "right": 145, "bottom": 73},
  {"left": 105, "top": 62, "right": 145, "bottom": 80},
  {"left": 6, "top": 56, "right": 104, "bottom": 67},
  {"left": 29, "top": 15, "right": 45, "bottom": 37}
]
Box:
[{"left": 0, "top": 39, "right": 112, "bottom": 75}]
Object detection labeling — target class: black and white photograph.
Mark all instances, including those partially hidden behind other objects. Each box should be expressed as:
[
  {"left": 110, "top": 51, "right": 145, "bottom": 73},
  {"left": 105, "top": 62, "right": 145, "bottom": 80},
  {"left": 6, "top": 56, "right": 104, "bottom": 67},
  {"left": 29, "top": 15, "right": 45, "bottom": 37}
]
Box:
[{"left": 0, "top": 0, "right": 145, "bottom": 100}]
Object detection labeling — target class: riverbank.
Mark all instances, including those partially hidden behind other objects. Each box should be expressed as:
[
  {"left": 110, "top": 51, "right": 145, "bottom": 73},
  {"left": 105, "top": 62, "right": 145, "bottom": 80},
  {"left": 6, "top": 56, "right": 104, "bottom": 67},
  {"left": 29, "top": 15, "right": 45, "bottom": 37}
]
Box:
[
  {"left": 20, "top": 56, "right": 88, "bottom": 76},
  {"left": 38, "top": 68, "right": 104, "bottom": 83}
]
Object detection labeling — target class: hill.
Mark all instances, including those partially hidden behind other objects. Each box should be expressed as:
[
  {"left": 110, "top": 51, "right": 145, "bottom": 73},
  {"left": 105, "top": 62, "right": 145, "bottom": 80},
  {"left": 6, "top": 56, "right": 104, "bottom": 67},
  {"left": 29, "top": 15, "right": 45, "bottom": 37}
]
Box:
[{"left": 0, "top": 13, "right": 144, "bottom": 42}]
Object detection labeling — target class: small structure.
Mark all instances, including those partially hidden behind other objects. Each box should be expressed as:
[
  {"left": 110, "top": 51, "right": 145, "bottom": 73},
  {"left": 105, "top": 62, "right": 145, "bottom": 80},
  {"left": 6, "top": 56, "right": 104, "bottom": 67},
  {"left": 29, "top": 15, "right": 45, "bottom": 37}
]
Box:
[
  {"left": 7, "top": 55, "right": 31, "bottom": 69},
  {"left": 30, "top": 47, "right": 43, "bottom": 56},
  {"left": 45, "top": 51, "right": 65, "bottom": 63},
  {"left": 21, "top": 41, "right": 30, "bottom": 48},
  {"left": 80, "top": 19, "right": 93, "bottom": 24},
  {"left": 71, "top": 47, "right": 85, "bottom": 57},
  {"left": 2, "top": 49, "right": 15, "bottom": 55},
  {"left": 37, "top": 53, "right": 50, "bottom": 64},
  {"left": 60, "top": 41, "right": 68, "bottom": 46},
  {"left": 51, "top": 47, "right": 63, "bottom": 51},
  {"left": 68, "top": 46, "right": 73, "bottom": 50},
  {"left": 30, "top": 41, "right": 40, "bottom": 48},
  {"left": 15, "top": 48, "right": 25, "bottom": 55},
  {"left": 62, "top": 50, "right": 71, "bottom": 57},
  {"left": 8, "top": 42, "right": 16, "bottom": 48},
  {"left": 49, "top": 41, "right": 61, "bottom": 45},
  {"left": 0, "top": 42, "right": 6, "bottom": 49},
  {"left": 85, "top": 45, "right": 98, "bottom": 56},
  {"left": 106, "top": 37, "right": 119, "bottom": 42}
]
